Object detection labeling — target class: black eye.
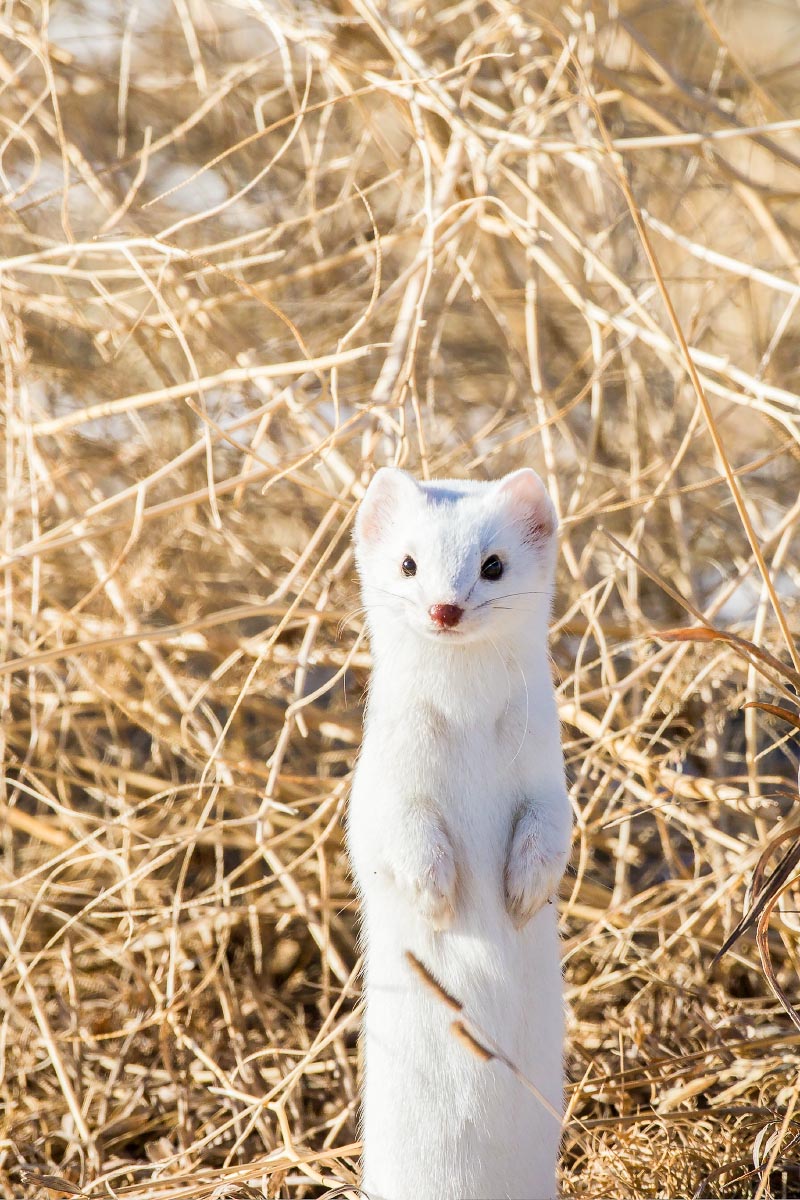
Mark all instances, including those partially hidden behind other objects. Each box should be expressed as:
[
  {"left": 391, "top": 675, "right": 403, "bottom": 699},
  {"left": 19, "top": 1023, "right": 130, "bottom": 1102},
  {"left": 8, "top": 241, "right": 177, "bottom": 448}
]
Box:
[
  {"left": 401, "top": 555, "right": 417, "bottom": 577},
  {"left": 481, "top": 554, "right": 503, "bottom": 581}
]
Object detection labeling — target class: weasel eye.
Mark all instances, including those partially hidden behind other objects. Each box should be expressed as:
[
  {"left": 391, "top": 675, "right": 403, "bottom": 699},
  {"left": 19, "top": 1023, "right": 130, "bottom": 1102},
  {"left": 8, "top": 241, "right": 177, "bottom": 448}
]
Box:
[
  {"left": 481, "top": 554, "right": 503, "bottom": 581},
  {"left": 401, "top": 555, "right": 417, "bottom": 577}
]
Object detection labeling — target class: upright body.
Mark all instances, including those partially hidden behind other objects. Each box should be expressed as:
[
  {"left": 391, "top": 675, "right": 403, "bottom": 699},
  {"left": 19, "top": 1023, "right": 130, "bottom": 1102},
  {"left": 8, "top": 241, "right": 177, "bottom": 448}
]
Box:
[{"left": 348, "top": 468, "right": 572, "bottom": 1200}]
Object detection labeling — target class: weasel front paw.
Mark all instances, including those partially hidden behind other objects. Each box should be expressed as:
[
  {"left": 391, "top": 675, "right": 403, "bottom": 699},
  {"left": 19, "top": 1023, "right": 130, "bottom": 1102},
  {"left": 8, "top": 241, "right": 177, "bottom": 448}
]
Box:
[
  {"left": 391, "top": 824, "right": 457, "bottom": 931},
  {"left": 504, "top": 814, "right": 565, "bottom": 930}
]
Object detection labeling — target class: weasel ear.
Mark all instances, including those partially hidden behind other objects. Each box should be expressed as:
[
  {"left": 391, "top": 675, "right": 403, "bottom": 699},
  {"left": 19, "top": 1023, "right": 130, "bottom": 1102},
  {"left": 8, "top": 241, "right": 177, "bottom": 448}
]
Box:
[
  {"left": 495, "top": 468, "right": 556, "bottom": 545},
  {"left": 356, "top": 468, "right": 419, "bottom": 545}
]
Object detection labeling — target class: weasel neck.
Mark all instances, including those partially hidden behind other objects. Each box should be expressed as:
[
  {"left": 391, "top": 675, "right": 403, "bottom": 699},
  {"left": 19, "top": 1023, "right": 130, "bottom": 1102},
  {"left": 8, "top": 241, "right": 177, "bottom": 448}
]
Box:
[{"left": 366, "top": 623, "right": 548, "bottom": 724}]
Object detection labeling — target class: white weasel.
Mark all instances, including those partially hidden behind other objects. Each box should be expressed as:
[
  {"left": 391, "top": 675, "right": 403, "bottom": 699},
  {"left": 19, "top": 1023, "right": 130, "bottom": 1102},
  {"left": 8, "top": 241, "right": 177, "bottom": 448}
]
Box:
[{"left": 347, "top": 467, "right": 572, "bottom": 1200}]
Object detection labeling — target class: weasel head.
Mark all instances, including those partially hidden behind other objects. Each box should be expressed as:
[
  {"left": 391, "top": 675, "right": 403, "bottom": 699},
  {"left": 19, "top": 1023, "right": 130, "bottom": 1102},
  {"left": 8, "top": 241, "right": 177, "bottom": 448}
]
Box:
[{"left": 354, "top": 468, "right": 557, "bottom": 649}]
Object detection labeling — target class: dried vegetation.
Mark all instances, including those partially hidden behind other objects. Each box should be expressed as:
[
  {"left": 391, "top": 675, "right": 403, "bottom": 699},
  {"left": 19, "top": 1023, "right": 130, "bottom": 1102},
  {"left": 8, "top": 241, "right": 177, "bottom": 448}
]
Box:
[{"left": 1, "top": 0, "right": 800, "bottom": 1196}]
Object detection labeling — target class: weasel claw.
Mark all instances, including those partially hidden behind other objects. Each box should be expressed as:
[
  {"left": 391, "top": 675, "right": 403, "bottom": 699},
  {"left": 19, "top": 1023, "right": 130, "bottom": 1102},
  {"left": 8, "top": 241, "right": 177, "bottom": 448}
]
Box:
[
  {"left": 504, "top": 823, "right": 562, "bottom": 930},
  {"left": 391, "top": 828, "right": 457, "bottom": 930}
]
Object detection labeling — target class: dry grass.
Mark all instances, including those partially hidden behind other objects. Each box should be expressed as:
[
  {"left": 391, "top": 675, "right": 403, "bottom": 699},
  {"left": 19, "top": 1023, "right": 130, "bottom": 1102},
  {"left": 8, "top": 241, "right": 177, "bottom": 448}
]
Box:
[{"left": 1, "top": 0, "right": 800, "bottom": 1196}]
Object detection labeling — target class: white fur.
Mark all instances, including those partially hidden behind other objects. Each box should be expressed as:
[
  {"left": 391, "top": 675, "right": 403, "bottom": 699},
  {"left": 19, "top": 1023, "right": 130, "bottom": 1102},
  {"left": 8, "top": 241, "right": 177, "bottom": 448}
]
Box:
[{"left": 348, "top": 469, "right": 572, "bottom": 1200}]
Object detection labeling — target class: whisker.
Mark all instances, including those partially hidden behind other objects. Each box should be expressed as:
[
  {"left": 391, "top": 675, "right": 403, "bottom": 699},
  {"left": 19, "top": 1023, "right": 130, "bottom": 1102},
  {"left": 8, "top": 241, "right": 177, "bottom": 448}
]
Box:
[
  {"left": 365, "top": 583, "right": 411, "bottom": 605},
  {"left": 486, "top": 634, "right": 512, "bottom": 722},
  {"left": 337, "top": 603, "right": 402, "bottom": 639},
  {"left": 486, "top": 636, "right": 530, "bottom": 765},
  {"left": 508, "top": 647, "right": 530, "bottom": 767},
  {"left": 474, "top": 590, "right": 545, "bottom": 611}
]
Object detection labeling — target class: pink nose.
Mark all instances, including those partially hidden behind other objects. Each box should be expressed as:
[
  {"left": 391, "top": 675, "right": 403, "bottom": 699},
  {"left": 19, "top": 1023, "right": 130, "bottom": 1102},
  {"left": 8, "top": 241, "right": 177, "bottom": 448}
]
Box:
[{"left": 429, "top": 603, "right": 463, "bottom": 629}]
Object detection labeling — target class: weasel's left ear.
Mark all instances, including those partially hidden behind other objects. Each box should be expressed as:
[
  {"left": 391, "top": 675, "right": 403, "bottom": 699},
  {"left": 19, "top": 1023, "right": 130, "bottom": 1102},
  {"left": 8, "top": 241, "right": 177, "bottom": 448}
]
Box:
[
  {"left": 496, "top": 468, "right": 556, "bottom": 545},
  {"left": 355, "top": 467, "right": 419, "bottom": 546}
]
